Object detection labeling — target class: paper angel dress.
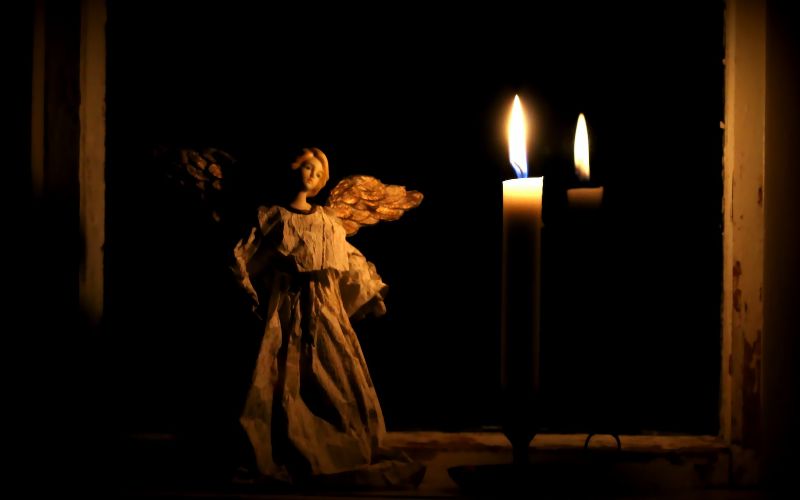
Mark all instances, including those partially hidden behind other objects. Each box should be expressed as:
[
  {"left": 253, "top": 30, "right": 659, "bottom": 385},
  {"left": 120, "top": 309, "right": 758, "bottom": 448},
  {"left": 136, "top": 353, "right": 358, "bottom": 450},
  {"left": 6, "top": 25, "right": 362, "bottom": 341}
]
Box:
[{"left": 233, "top": 204, "right": 423, "bottom": 487}]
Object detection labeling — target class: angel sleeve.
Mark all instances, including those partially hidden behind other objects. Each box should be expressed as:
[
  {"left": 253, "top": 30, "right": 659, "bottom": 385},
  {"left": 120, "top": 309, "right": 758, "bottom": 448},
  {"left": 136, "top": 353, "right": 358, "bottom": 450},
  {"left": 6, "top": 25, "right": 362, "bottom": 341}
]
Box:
[
  {"left": 325, "top": 175, "right": 422, "bottom": 320},
  {"left": 339, "top": 241, "right": 389, "bottom": 321},
  {"left": 232, "top": 206, "right": 280, "bottom": 313}
]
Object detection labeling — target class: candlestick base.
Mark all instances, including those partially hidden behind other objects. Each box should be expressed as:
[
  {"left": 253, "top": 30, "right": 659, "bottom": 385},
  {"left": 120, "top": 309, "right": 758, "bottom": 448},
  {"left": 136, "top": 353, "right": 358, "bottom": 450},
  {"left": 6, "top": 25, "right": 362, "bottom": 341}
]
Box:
[{"left": 585, "top": 433, "right": 622, "bottom": 450}]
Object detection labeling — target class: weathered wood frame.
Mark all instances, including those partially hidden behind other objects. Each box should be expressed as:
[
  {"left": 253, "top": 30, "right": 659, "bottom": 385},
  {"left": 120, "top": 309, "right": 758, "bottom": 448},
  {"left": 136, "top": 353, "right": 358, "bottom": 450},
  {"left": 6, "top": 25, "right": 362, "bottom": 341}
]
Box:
[{"left": 721, "top": 0, "right": 767, "bottom": 485}]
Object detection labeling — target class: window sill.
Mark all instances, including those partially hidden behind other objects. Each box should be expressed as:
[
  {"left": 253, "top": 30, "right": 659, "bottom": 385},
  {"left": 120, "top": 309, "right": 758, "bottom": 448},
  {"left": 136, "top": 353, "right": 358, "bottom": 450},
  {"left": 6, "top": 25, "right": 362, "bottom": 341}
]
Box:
[
  {"left": 385, "top": 432, "right": 731, "bottom": 494},
  {"left": 120, "top": 431, "right": 736, "bottom": 497}
]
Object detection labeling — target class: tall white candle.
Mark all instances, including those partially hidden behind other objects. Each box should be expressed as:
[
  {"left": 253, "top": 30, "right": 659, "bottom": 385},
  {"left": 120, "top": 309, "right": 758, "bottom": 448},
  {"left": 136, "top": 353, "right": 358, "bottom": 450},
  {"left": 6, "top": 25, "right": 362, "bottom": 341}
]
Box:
[{"left": 501, "top": 95, "right": 543, "bottom": 464}]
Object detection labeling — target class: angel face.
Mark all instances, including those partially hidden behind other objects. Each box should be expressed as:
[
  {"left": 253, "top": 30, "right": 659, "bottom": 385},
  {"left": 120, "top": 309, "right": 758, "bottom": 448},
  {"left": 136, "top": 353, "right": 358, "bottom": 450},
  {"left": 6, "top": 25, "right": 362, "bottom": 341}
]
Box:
[
  {"left": 298, "top": 157, "right": 325, "bottom": 193},
  {"left": 290, "top": 148, "right": 329, "bottom": 198}
]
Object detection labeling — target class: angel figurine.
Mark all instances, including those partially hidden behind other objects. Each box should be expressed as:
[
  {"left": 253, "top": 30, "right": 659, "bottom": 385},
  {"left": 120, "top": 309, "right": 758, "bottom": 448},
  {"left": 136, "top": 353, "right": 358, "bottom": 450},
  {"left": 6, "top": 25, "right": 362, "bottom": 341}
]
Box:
[{"left": 229, "top": 147, "right": 424, "bottom": 487}]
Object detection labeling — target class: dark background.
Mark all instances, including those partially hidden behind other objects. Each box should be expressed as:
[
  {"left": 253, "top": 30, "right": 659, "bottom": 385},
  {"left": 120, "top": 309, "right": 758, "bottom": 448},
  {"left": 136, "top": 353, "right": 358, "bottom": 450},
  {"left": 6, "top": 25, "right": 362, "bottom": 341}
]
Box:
[{"left": 105, "top": 1, "right": 724, "bottom": 442}]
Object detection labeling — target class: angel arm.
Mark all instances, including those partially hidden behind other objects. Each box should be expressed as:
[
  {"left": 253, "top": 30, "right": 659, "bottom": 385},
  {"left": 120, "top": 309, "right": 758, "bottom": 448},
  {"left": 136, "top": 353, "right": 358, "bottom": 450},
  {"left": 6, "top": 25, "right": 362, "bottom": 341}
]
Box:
[
  {"left": 326, "top": 175, "right": 422, "bottom": 319},
  {"left": 233, "top": 227, "right": 261, "bottom": 308},
  {"left": 326, "top": 175, "right": 423, "bottom": 236},
  {"left": 339, "top": 242, "right": 389, "bottom": 321},
  {"left": 231, "top": 206, "right": 281, "bottom": 316}
]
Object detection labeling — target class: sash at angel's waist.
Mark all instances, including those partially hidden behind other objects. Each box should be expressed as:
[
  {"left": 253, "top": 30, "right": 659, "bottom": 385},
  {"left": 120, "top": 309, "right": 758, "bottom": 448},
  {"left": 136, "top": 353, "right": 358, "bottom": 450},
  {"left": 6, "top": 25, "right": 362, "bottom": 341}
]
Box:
[
  {"left": 267, "top": 245, "right": 349, "bottom": 275},
  {"left": 273, "top": 268, "right": 341, "bottom": 293},
  {"left": 265, "top": 243, "right": 348, "bottom": 273}
]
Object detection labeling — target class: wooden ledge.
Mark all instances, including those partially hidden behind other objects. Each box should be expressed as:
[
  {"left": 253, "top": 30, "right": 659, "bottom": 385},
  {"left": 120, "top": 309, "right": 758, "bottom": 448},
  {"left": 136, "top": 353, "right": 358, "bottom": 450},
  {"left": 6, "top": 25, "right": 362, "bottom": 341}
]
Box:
[
  {"left": 383, "top": 432, "right": 731, "bottom": 493},
  {"left": 385, "top": 431, "right": 728, "bottom": 454},
  {"left": 119, "top": 432, "right": 734, "bottom": 494}
]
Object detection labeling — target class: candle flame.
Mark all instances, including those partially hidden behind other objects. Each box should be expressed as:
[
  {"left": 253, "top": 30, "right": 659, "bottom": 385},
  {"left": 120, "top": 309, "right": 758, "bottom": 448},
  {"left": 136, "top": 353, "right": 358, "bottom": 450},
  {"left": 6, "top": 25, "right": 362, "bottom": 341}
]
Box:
[
  {"left": 508, "top": 95, "right": 528, "bottom": 178},
  {"left": 574, "top": 113, "right": 590, "bottom": 181}
]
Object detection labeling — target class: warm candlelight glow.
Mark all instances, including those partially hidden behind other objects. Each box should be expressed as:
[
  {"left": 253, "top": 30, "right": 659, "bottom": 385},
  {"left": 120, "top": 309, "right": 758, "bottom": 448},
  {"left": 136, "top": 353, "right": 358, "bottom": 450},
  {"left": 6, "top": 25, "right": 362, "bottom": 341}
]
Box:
[
  {"left": 574, "top": 113, "right": 590, "bottom": 181},
  {"left": 508, "top": 95, "right": 528, "bottom": 178},
  {"left": 503, "top": 177, "right": 544, "bottom": 215}
]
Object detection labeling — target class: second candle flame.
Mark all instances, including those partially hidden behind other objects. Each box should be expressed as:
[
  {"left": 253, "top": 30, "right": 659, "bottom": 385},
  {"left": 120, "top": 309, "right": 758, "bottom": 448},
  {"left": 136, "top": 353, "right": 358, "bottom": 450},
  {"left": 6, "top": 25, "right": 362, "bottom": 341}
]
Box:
[{"left": 574, "top": 113, "right": 590, "bottom": 181}]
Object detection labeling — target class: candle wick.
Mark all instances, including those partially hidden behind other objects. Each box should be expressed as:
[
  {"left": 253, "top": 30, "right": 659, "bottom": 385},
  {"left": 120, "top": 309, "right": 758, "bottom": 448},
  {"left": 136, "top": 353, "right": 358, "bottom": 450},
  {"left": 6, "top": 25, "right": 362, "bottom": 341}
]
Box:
[{"left": 511, "top": 161, "right": 525, "bottom": 179}]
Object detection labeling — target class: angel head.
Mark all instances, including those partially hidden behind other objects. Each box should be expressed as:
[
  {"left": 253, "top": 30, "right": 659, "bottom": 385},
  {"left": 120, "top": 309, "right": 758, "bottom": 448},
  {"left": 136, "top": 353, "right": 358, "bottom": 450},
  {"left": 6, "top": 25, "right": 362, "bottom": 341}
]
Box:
[{"left": 290, "top": 147, "right": 330, "bottom": 198}]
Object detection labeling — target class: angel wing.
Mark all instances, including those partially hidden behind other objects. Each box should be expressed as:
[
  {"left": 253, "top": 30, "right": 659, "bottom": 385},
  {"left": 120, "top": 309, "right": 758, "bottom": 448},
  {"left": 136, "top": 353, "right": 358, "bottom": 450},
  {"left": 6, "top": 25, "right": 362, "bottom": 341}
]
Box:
[
  {"left": 326, "top": 175, "right": 423, "bottom": 236},
  {"left": 156, "top": 146, "right": 237, "bottom": 223}
]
